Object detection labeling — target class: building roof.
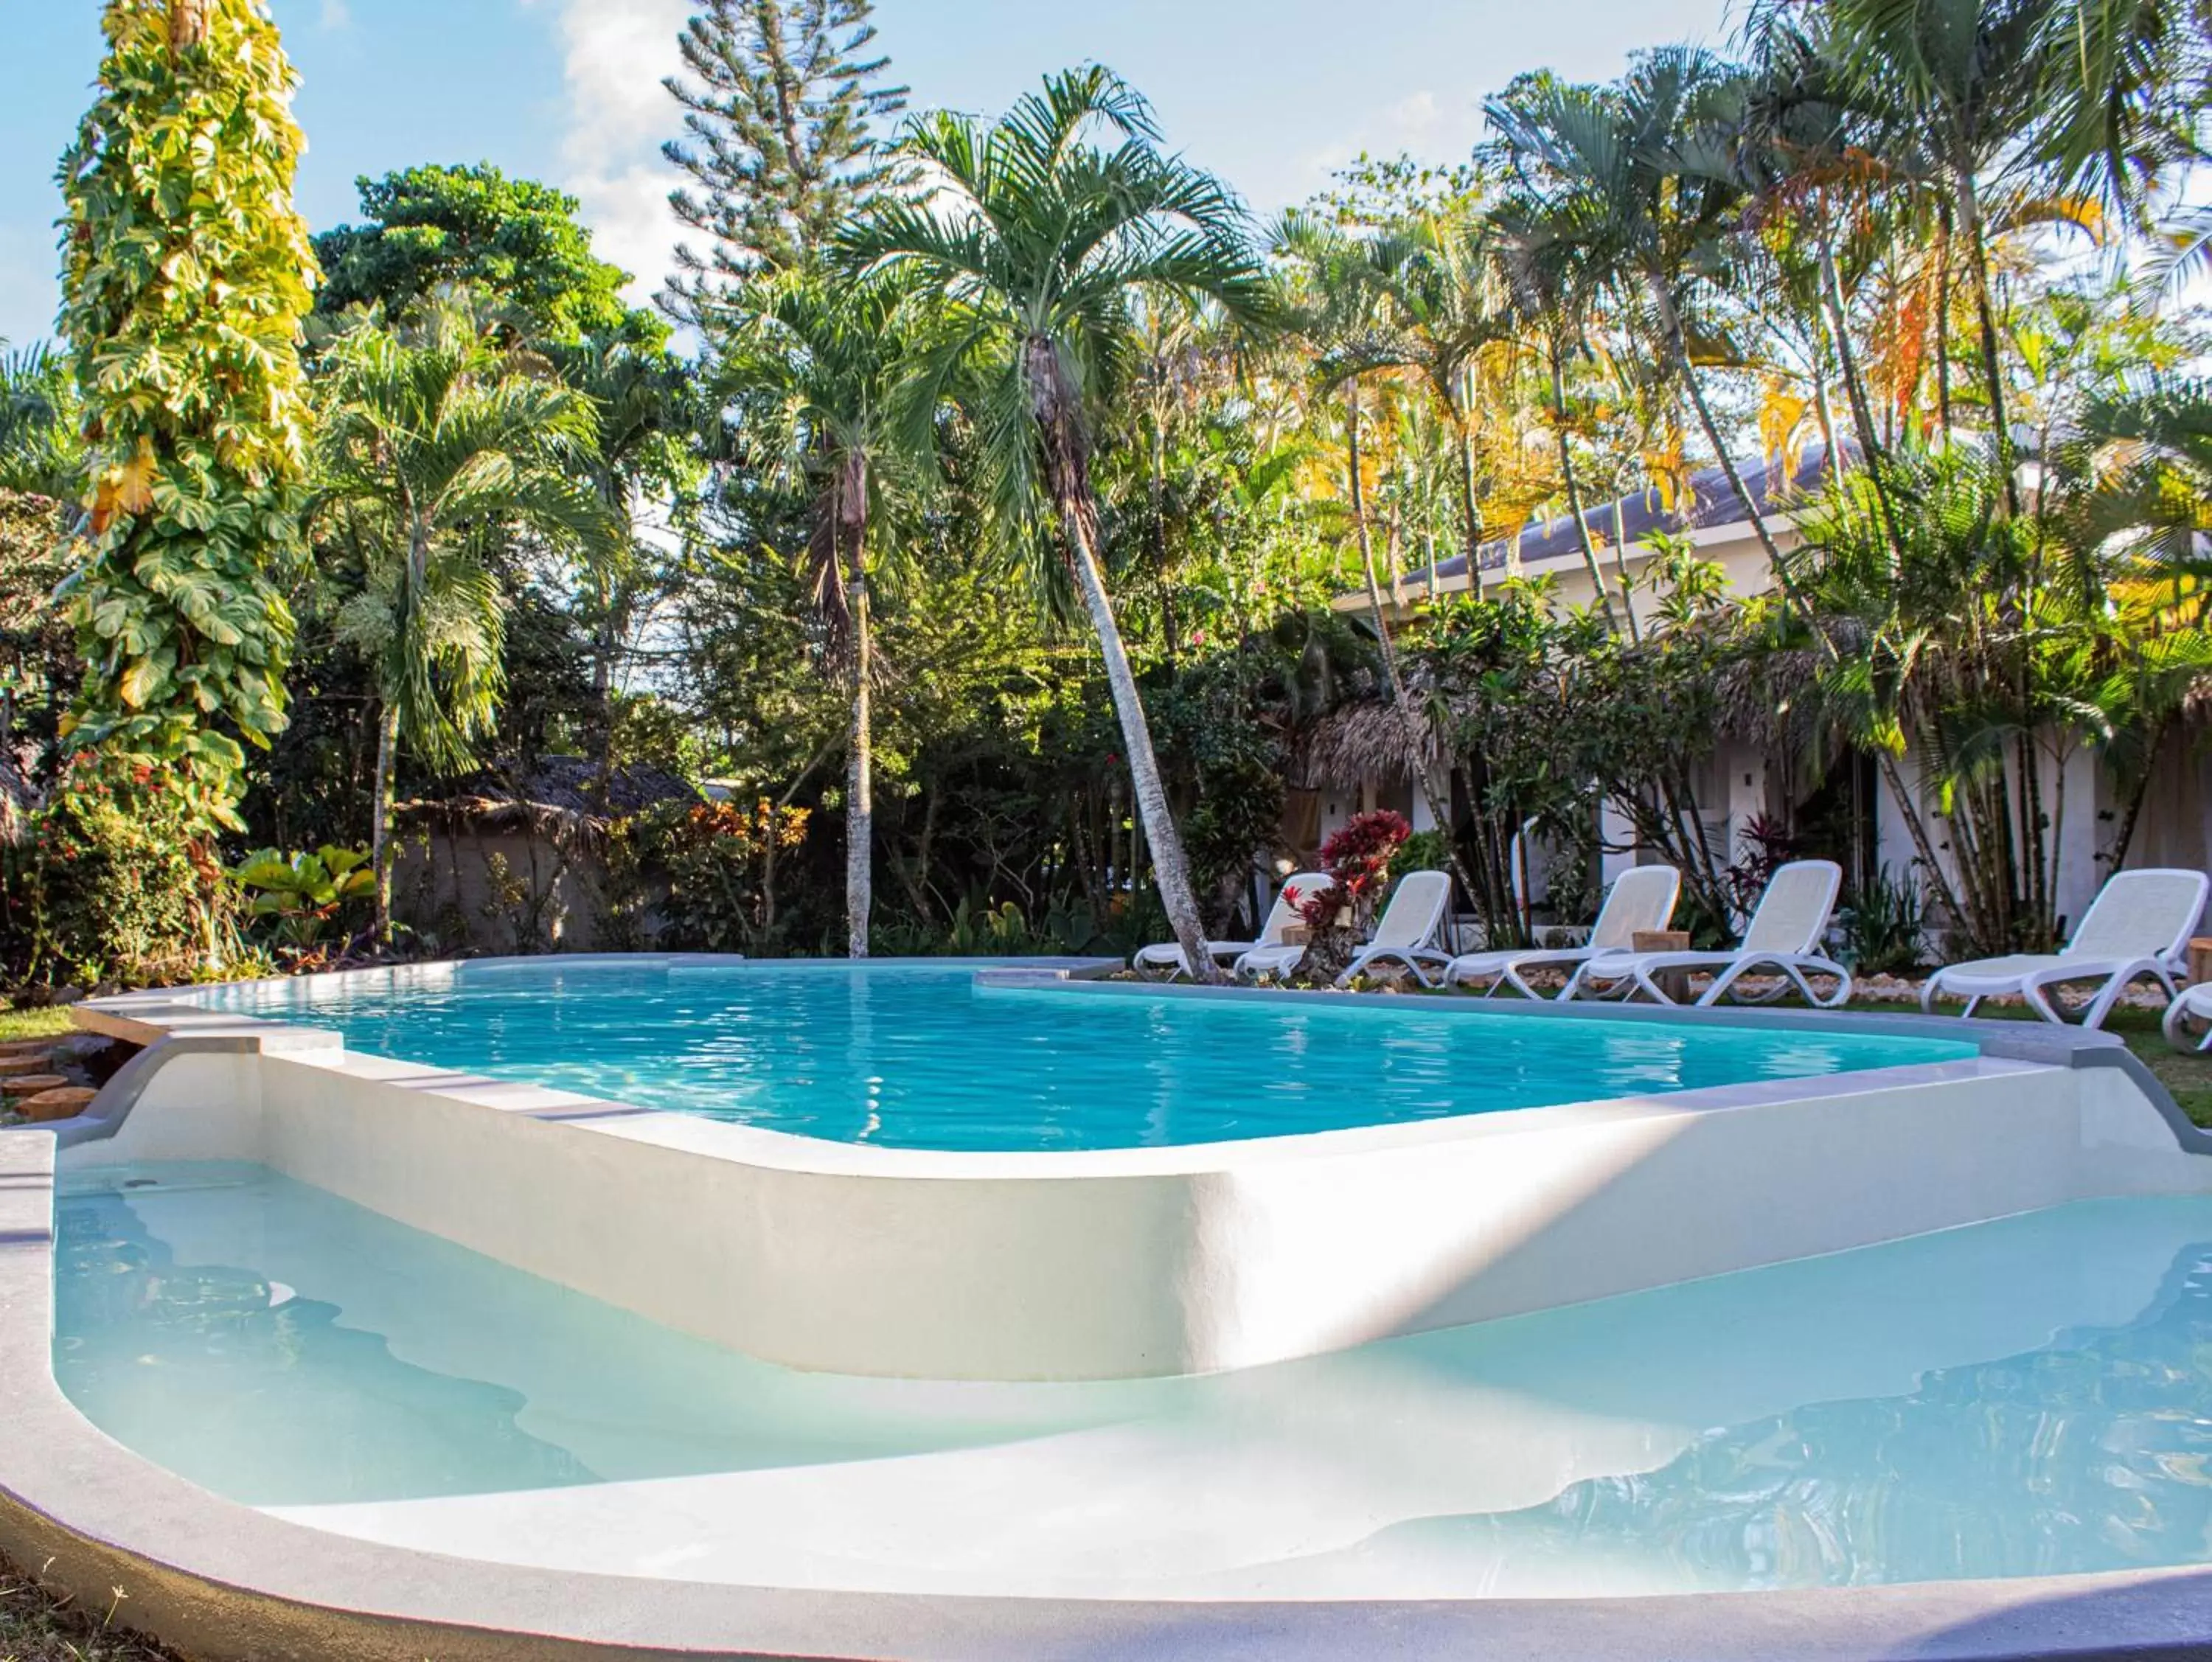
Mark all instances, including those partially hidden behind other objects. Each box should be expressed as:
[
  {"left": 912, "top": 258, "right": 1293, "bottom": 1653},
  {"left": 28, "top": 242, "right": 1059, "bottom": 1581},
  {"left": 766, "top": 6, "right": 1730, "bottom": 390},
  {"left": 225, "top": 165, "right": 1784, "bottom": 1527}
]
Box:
[
  {"left": 1407, "top": 445, "right": 1849, "bottom": 589},
  {"left": 397, "top": 756, "right": 700, "bottom": 839}
]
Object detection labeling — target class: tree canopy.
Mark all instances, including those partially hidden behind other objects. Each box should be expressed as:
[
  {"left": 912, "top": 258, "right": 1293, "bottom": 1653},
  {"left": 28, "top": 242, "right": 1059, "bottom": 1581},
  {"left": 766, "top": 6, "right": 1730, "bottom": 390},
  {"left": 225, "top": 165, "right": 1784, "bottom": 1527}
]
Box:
[{"left": 316, "top": 163, "right": 667, "bottom": 348}]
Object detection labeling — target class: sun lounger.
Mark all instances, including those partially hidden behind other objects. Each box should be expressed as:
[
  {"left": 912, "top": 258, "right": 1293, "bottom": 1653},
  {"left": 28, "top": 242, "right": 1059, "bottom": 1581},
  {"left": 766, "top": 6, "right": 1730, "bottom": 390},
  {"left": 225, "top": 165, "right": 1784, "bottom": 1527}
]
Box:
[
  {"left": 1923, "top": 867, "right": 2209, "bottom": 1029},
  {"left": 1561, "top": 860, "right": 1850, "bottom": 1009},
  {"left": 1444, "top": 865, "right": 1681, "bottom": 1000}
]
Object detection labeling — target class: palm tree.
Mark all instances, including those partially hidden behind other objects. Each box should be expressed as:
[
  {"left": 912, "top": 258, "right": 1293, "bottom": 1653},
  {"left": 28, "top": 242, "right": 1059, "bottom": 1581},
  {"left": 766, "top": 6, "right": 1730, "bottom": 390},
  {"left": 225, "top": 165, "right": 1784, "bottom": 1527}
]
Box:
[
  {"left": 1270, "top": 211, "right": 1489, "bottom": 919},
  {"left": 1800, "top": 0, "right": 2198, "bottom": 479},
  {"left": 1362, "top": 214, "right": 1526, "bottom": 601},
  {"left": 0, "top": 342, "right": 81, "bottom": 501},
  {"left": 845, "top": 66, "right": 1273, "bottom": 979},
  {"left": 719, "top": 268, "right": 928, "bottom": 958},
  {"left": 1486, "top": 146, "right": 1630, "bottom": 635},
  {"left": 313, "top": 298, "right": 615, "bottom": 942},
  {"left": 1488, "top": 51, "right": 1818, "bottom": 618}
]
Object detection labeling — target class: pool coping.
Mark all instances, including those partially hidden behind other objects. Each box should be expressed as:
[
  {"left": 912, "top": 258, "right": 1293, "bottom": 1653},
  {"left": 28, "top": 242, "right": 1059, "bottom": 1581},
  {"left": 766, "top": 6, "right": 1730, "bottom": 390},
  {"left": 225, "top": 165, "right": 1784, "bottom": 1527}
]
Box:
[{"left": 7, "top": 1127, "right": 2212, "bottom": 1661}]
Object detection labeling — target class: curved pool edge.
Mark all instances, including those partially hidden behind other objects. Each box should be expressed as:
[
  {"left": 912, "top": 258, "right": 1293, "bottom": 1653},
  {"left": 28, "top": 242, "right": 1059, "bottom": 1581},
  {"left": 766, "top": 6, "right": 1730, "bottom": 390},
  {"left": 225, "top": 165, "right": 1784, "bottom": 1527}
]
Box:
[
  {"left": 34, "top": 957, "right": 2212, "bottom": 1381},
  {"left": 8, "top": 1146, "right": 2212, "bottom": 1662}
]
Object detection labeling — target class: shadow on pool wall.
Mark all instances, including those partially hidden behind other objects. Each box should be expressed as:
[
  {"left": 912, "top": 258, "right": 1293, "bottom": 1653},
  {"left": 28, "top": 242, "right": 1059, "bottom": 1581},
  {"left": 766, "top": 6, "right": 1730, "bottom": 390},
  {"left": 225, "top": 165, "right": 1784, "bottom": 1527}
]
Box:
[{"left": 45, "top": 956, "right": 2212, "bottom": 1383}]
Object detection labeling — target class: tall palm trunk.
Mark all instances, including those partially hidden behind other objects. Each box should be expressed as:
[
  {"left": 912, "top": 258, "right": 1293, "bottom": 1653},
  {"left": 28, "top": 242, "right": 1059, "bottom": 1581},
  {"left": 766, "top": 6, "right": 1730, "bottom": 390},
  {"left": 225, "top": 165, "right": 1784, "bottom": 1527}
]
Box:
[
  {"left": 1548, "top": 335, "right": 1619, "bottom": 634},
  {"left": 369, "top": 700, "right": 400, "bottom": 946},
  {"left": 1027, "top": 338, "right": 1214, "bottom": 981},
  {"left": 1454, "top": 396, "right": 1486, "bottom": 601},
  {"left": 1347, "top": 382, "right": 1483, "bottom": 931},
  {"left": 841, "top": 457, "right": 873, "bottom": 960},
  {"left": 1954, "top": 170, "right": 2019, "bottom": 516}
]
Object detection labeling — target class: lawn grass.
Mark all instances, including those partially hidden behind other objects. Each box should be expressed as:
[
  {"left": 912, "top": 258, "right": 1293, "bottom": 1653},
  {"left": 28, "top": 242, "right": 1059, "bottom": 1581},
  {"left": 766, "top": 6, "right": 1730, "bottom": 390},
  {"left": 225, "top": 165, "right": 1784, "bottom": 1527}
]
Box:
[
  {"left": 0, "top": 1553, "right": 181, "bottom": 1662},
  {"left": 0, "top": 1008, "right": 75, "bottom": 1046}
]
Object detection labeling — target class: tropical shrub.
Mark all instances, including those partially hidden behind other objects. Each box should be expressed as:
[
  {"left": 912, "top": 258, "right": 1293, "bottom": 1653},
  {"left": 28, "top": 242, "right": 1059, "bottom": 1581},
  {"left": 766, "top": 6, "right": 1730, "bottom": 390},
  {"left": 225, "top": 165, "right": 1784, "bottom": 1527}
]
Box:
[
  {"left": 0, "top": 753, "right": 215, "bottom": 990},
  {"left": 229, "top": 845, "right": 375, "bottom": 956},
  {"left": 612, "top": 799, "right": 812, "bottom": 953},
  {"left": 1836, "top": 867, "right": 1928, "bottom": 978},
  {"left": 59, "top": 0, "right": 318, "bottom": 827},
  {"left": 1293, "top": 810, "right": 1411, "bottom": 978}
]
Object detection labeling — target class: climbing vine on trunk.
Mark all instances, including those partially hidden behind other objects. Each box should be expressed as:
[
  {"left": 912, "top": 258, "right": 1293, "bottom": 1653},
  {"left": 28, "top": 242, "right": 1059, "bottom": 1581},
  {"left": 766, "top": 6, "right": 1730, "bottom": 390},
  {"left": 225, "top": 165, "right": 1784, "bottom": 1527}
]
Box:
[{"left": 59, "top": 0, "right": 318, "bottom": 830}]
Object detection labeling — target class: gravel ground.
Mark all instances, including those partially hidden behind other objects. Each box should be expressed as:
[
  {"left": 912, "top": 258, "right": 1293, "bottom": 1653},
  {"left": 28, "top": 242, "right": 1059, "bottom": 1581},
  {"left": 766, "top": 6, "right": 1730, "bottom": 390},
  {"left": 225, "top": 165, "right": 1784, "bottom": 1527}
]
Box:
[{"left": 0, "top": 1553, "right": 181, "bottom": 1662}]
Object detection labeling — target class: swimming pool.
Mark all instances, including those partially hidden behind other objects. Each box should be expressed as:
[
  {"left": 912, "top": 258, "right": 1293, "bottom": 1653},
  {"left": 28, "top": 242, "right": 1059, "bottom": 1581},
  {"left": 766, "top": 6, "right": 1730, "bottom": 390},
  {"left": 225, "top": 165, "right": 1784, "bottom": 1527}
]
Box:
[
  {"left": 195, "top": 961, "right": 1977, "bottom": 1152},
  {"left": 52, "top": 1159, "right": 2212, "bottom": 1599}
]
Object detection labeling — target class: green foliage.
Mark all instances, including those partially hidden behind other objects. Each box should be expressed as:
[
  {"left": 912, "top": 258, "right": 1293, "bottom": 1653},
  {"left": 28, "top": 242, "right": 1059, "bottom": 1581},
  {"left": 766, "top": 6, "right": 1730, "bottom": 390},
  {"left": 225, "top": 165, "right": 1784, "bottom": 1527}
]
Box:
[
  {"left": 229, "top": 844, "right": 373, "bottom": 950},
  {"left": 315, "top": 164, "right": 664, "bottom": 347},
  {"left": 0, "top": 754, "right": 215, "bottom": 989},
  {"left": 1837, "top": 866, "right": 1928, "bottom": 976},
  {"left": 611, "top": 798, "right": 813, "bottom": 953},
  {"left": 1396, "top": 828, "right": 1453, "bottom": 875},
  {"left": 0, "top": 344, "right": 84, "bottom": 499},
  {"left": 0, "top": 490, "right": 81, "bottom": 765},
  {"left": 314, "top": 298, "right": 611, "bottom": 775},
  {"left": 58, "top": 0, "right": 319, "bottom": 827}
]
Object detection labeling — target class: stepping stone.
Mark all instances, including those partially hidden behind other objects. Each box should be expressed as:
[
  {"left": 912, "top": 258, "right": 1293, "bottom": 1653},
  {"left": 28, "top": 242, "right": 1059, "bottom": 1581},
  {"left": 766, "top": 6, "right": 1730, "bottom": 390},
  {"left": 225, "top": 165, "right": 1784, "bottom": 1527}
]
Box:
[
  {"left": 0, "top": 1037, "right": 60, "bottom": 1055},
  {"left": 0, "top": 1053, "right": 54, "bottom": 1077},
  {"left": 15, "top": 1086, "right": 93, "bottom": 1122},
  {"left": 0, "top": 1074, "right": 67, "bottom": 1098}
]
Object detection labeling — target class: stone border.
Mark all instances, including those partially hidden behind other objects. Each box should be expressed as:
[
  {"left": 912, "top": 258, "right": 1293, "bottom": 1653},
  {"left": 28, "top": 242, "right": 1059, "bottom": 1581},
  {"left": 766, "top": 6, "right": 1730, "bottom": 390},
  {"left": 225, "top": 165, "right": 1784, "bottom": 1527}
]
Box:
[{"left": 7, "top": 1130, "right": 2212, "bottom": 1660}]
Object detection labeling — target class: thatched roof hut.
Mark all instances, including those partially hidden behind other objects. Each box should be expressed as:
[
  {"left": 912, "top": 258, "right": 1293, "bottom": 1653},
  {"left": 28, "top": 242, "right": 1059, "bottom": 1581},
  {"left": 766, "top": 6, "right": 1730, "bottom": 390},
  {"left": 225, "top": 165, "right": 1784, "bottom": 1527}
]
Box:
[
  {"left": 1291, "top": 698, "right": 1429, "bottom": 789},
  {"left": 395, "top": 757, "right": 699, "bottom": 846}
]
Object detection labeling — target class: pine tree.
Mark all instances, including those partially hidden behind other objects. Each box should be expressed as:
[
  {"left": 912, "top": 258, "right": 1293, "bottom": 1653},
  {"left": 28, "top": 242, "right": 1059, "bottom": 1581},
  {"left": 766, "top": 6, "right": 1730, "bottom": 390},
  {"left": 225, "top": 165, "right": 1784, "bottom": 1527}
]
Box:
[{"left": 661, "top": 0, "right": 906, "bottom": 313}]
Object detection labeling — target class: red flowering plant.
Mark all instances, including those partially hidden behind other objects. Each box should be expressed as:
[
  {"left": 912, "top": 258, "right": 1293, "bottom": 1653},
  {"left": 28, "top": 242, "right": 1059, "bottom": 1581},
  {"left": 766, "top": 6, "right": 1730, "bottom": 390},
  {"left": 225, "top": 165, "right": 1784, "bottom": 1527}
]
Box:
[{"left": 1295, "top": 809, "right": 1411, "bottom": 979}]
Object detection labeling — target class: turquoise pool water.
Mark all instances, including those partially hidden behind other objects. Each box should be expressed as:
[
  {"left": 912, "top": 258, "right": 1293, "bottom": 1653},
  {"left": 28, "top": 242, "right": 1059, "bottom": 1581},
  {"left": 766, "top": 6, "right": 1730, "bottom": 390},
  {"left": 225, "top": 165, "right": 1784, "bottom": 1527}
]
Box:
[
  {"left": 196, "top": 963, "right": 1975, "bottom": 1152},
  {"left": 53, "top": 1162, "right": 2212, "bottom": 1597}
]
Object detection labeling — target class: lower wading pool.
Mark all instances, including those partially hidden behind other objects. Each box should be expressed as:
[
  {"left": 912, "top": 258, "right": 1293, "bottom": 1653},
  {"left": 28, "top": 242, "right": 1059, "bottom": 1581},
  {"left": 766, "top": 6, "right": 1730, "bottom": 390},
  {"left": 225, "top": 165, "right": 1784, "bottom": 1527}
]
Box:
[{"left": 51, "top": 1158, "right": 2212, "bottom": 1601}]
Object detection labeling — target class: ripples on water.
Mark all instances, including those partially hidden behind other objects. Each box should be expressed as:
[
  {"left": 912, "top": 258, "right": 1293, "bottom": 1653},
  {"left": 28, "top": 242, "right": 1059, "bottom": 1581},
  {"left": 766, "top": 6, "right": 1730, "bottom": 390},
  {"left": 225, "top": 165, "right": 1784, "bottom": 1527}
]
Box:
[{"left": 52, "top": 1168, "right": 2212, "bottom": 1592}]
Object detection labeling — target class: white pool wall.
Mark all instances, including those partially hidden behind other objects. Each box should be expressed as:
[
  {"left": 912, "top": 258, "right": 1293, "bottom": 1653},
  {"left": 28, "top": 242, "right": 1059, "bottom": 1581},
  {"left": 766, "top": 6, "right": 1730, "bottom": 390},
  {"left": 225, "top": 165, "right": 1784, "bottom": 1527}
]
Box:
[{"left": 64, "top": 969, "right": 2212, "bottom": 1382}]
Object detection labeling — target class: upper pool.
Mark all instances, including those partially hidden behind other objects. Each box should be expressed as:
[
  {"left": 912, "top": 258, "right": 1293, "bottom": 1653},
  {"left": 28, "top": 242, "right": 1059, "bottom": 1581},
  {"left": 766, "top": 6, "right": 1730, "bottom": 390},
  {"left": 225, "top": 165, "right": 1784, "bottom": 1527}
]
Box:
[{"left": 194, "top": 962, "right": 1977, "bottom": 1153}]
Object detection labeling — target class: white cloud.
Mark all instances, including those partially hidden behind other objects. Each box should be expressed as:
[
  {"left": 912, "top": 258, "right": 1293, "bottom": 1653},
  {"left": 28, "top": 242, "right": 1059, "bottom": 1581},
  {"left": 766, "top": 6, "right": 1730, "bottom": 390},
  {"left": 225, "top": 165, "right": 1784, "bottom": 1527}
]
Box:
[
  {"left": 524, "top": 0, "right": 690, "bottom": 310},
  {"left": 319, "top": 0, "right": 352, "bottom": 30}
]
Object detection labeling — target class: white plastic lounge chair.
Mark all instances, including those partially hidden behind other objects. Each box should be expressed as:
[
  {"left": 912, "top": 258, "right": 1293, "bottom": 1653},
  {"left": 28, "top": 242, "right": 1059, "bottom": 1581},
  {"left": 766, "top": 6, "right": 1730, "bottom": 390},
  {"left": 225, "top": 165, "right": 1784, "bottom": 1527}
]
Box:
[
  {"left": 1562, "top": 859, "right": 1850, "bottom": 1009},
  {"left": 1444, "top": 865, "right": 1682, "bottom": 1001},
  {"left": 2163, "top": 980, "right": 2212, "bottom": 1054},
  {"left": 1332, "top": 869, "right": 1457, "bottom": 987},
  {"left": 1132, "top": 871, "right": 1332, "bottom": 981},
  {"left": 1923, "top": 866, "right": 2209, "bottom": 1029}
]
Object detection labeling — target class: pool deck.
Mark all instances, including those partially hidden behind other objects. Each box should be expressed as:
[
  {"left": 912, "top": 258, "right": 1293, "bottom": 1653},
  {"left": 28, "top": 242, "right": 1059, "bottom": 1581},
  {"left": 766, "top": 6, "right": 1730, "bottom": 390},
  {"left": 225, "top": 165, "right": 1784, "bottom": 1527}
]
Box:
[{"left": 4, "top": 957, "right": 2212, "bottom": 1658}]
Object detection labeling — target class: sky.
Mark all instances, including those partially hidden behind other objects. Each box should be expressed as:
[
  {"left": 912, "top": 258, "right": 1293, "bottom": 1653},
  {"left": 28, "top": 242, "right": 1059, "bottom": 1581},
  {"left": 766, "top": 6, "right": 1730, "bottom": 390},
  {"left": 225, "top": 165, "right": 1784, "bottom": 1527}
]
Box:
[{"left": 0, "top": 0, "right": 1731, "bottom": 350}]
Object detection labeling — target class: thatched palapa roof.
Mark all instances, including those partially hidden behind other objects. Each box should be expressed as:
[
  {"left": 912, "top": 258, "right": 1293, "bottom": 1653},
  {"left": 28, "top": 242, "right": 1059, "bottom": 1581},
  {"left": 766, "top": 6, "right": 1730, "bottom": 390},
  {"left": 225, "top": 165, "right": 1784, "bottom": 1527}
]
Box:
[
  {"left": 1292, "top": 697, "right": 1446, "bottom": 790},
  {"left": 396, "top": 756, "right": 700, "bottom": 843}
]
